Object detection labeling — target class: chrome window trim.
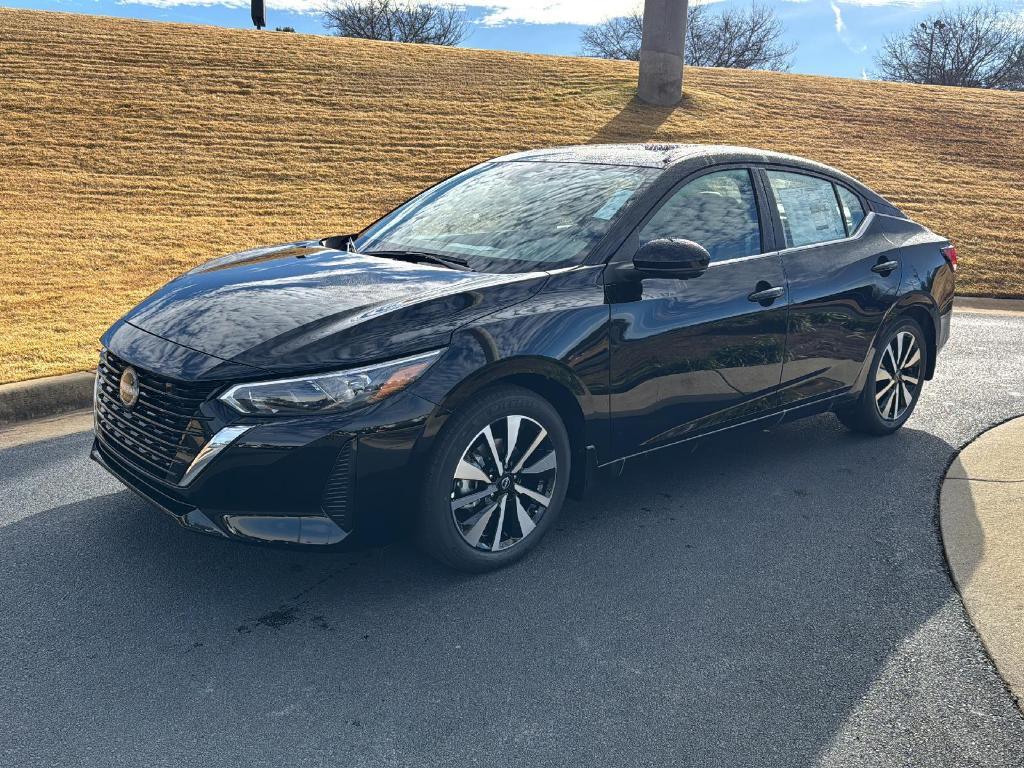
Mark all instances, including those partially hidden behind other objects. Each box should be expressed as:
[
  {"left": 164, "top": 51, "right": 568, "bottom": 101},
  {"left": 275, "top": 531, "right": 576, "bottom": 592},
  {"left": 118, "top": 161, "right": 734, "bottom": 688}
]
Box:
[{"left": 707, "top": 250, "right": 783, "bottom": 268}]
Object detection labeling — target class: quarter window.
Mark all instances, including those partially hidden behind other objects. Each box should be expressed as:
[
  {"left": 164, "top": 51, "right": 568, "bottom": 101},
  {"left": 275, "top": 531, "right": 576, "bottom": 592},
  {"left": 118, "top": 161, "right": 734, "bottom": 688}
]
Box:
[
  {"left": 836, "top": 185, "right": 866, "bottom": 235},
  {"left": 766, "top": 171, "right": 847, "bottom": 248},
  {"left": 640, "top": 169, "right": 762, "bottom": 262}
]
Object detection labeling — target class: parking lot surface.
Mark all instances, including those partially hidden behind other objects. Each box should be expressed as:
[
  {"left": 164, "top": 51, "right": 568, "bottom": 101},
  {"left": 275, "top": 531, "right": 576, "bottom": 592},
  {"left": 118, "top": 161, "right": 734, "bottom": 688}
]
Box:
[{"left": 2, "top": 311, "right": 1023, "bottom": 767}]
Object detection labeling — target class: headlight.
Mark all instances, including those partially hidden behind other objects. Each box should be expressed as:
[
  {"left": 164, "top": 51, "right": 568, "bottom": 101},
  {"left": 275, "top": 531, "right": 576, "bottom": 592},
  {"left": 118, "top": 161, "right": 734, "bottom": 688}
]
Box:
[{"left": 219, "top": 349, "right": 443, "bottom": 416}]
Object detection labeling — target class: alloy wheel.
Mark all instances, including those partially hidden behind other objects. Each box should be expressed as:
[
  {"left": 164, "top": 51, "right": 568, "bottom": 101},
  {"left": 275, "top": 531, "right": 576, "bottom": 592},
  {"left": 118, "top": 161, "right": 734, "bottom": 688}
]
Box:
[
  {"left": 875, "top": 330, "right": 922, "bottom": 421},
  {"left": 450, "top": 414, "right": 557, "bottom": 552}
]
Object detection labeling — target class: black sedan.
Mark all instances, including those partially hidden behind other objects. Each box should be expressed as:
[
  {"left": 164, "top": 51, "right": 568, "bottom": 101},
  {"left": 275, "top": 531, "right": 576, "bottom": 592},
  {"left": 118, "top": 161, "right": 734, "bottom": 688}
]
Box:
[{"left": 92, "top": 144, "right": 956, "bottom": 571}]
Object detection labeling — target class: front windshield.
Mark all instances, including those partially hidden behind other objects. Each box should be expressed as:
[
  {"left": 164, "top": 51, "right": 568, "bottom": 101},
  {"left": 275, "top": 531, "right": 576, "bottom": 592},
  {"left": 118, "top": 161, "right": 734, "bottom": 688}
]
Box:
[{"left": 353, "top": 160, "right": 658, "bottom": 273}]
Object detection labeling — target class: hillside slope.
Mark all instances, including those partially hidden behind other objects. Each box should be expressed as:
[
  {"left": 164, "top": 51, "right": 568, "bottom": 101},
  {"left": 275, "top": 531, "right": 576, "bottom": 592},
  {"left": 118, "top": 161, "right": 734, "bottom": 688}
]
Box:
[{"left": 1, "top": 8, "right": 1022, "bottom": 382}]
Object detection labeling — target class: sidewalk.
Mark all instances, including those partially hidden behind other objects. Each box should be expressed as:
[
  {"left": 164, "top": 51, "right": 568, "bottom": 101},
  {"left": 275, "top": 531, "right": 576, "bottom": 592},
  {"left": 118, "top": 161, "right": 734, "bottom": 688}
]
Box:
[{"left": 941, "top": 417, "right": 1024, "bottom": 708}]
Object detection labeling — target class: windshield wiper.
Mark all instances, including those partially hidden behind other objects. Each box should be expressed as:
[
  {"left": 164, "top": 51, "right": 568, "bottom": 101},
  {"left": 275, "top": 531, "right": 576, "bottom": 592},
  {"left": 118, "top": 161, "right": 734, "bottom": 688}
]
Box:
[{"left": 360, "top": 249, "right": 471, "bottom": 271}]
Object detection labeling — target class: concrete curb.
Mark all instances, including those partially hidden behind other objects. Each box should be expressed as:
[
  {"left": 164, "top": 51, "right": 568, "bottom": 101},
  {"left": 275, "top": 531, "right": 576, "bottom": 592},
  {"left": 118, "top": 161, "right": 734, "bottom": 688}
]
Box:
[
  {"left": 0, "top": 371, "right": 95, "bottom": 428},
  {"left": 940, "top": 416, "right": 1024, "bottom": 710},
  {"left": 956, "top": 296, "right": 1024, "bottom": 316}
]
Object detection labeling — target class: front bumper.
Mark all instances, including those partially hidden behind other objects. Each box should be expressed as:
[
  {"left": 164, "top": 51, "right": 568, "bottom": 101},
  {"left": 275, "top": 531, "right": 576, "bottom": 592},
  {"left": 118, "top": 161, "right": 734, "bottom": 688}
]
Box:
[{"left": 91, "top": 387, "right": 440, "bottom": 546}]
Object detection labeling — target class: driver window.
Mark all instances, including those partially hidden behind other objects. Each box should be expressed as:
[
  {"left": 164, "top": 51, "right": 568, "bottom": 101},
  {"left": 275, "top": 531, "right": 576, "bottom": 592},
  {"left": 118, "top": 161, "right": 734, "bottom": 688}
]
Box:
[{"left": 640, "top": 169, "right": 762, "bottom": 261}]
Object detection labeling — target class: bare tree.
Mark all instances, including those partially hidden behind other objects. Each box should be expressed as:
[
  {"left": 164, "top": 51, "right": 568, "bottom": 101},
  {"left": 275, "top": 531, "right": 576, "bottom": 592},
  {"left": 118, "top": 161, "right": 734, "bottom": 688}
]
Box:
[
  {"left": 581, "top": 12, "right": 644, "bottom": 62},
  {"left": 876, "top": 4, "right": 1024, "bottom": 90},
  {"left": 686, "top": 4, "right": 795, "bottom": 70},
  {"left": 322, "top": 0, "right": 468, "bottom": 46},
  {"left": 581, "top": 2, "right": 795, "bottom": 71}
]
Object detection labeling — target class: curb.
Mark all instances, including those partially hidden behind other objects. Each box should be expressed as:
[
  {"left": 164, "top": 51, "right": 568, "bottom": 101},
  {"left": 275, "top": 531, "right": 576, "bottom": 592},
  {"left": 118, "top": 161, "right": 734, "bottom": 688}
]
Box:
[
  {"left": 940, "top": 416, "right": 1024, "bottom": 711},
  {"left": 956, "top": 296, "right": 1024, "bottom": 315},
  {"left": 0, "top": 371, "right": 95, "bottom": 428}
]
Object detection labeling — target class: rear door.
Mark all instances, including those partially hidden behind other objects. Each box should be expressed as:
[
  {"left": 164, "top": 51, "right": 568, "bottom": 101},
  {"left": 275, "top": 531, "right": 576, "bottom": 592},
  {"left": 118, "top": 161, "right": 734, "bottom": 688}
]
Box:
[
  {"left": 759, "top": 168, "right": 902, "bottom": 407},
  {"left": 607, "top": 167, "right": 790, "bottom": 456}
]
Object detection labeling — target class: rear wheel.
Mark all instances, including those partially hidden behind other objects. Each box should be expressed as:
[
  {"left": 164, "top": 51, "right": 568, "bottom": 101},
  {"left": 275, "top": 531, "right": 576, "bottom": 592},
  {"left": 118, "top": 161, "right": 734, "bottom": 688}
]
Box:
[
  {"left": 837, "top": 317, "right": 928, "bottom": 435},
  {"left": 417, "top": 386, "right": 570, "bottom": 572}
]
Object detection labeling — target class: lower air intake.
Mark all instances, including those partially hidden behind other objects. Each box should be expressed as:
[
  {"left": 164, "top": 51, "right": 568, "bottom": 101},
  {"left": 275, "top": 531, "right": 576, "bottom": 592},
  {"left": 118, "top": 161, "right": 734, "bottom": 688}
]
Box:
[{"left": 320, "top": 441, "right": 354, "bottom": 530}]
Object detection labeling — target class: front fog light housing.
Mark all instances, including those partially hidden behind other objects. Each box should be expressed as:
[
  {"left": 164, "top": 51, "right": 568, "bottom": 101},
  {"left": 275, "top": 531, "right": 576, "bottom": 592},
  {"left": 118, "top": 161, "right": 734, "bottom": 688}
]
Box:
[{"left": 219, "top": 349, "right": 443, "bottom": 416}]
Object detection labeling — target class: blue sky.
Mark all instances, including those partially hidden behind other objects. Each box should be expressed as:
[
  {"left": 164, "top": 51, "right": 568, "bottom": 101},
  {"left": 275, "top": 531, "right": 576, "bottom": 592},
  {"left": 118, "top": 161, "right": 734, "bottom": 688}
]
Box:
[{"left": 5, "top": 0, "right": 1024, "bottom": 79}]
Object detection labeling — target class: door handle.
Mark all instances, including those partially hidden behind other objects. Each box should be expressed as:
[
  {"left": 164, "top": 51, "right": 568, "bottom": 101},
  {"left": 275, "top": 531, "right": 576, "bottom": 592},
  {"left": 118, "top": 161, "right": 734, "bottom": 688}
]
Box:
[
  {"left": 872, "top": 259, "right": 899, "bottom": 275},
  {"left": 748, "top": 285, "right": 785, "bottom": 304}
]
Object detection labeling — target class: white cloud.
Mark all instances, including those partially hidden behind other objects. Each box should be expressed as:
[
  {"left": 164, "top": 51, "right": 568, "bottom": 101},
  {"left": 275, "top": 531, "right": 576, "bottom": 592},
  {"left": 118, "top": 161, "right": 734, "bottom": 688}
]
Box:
[
  {"left": 115, "top": 0, "right": 964, "bottom": 25},
  {"left": 478, "top": 0, "right": 730, "bottom": 27},
  {"left": 119, "top": 0, "right": 722, "bottom": 26},
  {"left": 830, "top": 1, "right": 845, "bottom": 34},
  {"left": 823, "top": 0, "right": 940, "bottom": 6},
  {"left": 479, "top": 0, "right": 634, "bottom": 26},
  {"left": 118, "top": 0, "right": 322, "bottom": 11},
  {"left": 828, "top": 0, "right": 870, "bottom": 54}
]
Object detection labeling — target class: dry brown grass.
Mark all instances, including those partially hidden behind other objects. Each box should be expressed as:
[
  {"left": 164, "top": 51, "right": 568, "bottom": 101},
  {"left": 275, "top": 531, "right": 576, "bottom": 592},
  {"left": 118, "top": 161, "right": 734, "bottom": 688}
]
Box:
[{"left": 2, "top": 8, "right": 1023, "bottom": 383}]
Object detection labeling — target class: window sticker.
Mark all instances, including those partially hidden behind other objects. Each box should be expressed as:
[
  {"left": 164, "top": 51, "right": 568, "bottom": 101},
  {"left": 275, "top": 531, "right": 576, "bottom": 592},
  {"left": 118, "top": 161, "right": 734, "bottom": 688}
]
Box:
[
  {"left": 774, "top": 184, "right": 845, "bottom": 246},
  {"left": 592, "top": 189, "right": 635, "bottom": 221}
]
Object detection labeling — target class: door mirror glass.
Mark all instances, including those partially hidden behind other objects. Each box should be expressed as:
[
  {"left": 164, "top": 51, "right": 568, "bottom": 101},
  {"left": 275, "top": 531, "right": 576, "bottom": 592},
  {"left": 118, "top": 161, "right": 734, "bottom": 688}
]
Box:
[{"left": 633, "top": 238, "right": 710, "bottom": 279}]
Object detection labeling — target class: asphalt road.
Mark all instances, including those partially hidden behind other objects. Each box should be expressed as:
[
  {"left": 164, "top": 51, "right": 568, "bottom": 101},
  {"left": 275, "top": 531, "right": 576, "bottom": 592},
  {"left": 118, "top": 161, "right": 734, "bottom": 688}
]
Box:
[{"left": 2, "top": 311, "right": 1024, "bottom": 768}]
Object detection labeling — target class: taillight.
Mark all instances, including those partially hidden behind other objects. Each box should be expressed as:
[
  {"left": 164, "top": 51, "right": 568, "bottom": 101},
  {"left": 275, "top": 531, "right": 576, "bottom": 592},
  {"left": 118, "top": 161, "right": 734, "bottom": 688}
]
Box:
[{"left": 942, "top": 244, "right": 958, "bottom": 272}]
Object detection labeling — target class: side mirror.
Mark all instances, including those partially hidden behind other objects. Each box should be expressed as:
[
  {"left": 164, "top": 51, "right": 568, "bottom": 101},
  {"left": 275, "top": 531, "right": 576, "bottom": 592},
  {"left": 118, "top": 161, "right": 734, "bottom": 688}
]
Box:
[{"left": 633, "top": 238, "right": 710, "bottom": 280}]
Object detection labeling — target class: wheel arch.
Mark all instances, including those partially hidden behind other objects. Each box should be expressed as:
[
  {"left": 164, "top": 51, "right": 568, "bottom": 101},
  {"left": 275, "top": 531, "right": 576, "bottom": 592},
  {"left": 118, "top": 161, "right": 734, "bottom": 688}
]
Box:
[
  {"left": 886, "top": 293, "right": 939, "bottom": 380},
  {"left": 425, "top": 356, "right": 594, "bottom": 500},
  {"left": 849, "top": 293, "right": 939, "bottom": 402}
]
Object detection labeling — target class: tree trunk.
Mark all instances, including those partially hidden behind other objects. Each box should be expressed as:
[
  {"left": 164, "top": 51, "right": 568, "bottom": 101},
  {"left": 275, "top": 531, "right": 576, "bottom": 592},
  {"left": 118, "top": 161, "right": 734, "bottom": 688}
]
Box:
[{"left": 637, "top": 0, "right": 688, "bottom": 105}]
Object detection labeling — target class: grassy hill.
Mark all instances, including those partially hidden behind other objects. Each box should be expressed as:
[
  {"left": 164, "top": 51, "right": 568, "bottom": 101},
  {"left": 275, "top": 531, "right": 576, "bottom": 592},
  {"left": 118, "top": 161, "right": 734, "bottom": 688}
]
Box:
[{"left": 2, "top": 8, "right": 1022, "bottom": 383}]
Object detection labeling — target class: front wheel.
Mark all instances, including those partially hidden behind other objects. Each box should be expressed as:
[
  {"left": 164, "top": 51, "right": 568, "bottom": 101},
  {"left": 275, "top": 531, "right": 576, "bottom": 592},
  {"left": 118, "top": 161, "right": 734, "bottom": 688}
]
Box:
[
  {"left": 417, "top": 386, "right": 571, "bottom": 572},
  {"left": 837, "top": 317, "right": 928, "bottom": 436}
]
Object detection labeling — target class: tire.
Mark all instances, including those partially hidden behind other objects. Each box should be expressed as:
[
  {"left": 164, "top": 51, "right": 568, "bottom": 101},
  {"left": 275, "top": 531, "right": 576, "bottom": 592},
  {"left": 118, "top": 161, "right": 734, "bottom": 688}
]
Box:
[
  {"left": 417, "top": 385, "right": 571, "bottom": 572},
  {"left": 837, "top": 316, "right": 928, "bottom": 436}
]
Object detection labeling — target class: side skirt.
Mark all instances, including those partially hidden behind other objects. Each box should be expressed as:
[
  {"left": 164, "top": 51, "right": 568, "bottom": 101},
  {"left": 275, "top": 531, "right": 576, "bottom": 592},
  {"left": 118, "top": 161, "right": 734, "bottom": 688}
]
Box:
[{"left": 597, "top": 392, "right": 850, "bottom": 469}]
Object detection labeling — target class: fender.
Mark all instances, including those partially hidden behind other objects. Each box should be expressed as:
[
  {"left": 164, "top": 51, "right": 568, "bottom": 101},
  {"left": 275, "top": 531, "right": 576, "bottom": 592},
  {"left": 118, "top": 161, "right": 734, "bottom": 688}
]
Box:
[
  {"left": 411, "top": 347, "right": 597, "bottom": 499},
  {"left": 849, "top": 290, "right": 941, "bottom": 399}
]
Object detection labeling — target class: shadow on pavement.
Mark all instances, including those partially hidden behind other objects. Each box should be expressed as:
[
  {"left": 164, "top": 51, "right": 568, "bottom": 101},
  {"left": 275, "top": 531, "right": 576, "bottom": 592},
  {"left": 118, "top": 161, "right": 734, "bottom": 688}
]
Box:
[
  {"left": 0, "top": 415, "right": 1014, "bottom": 766},
  {"left": 941, "top": 454, "right": 986, "bottom": 588}
]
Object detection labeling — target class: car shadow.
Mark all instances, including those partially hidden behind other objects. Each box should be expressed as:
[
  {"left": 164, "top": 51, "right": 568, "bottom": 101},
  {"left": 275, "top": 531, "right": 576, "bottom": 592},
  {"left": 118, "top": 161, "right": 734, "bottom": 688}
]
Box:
[{"left": 0, "top": 415, "right": 1012, "bottom": 766}]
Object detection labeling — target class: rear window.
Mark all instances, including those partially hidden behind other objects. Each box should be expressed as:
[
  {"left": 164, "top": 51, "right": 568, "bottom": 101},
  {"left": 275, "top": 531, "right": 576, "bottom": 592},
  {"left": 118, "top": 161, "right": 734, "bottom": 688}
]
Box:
[
  {"left": 766, "top": 171, "right": 847, "bottom": 248},
  {"left": 836, "top": 186, "right": 866, "bottom": 235}
]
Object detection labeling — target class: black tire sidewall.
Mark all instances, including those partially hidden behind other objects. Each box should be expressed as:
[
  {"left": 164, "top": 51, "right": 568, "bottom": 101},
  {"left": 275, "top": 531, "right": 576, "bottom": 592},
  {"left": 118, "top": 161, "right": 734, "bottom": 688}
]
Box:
[{"left": 418, "top": 385, "right": 571, "bottom": 572}]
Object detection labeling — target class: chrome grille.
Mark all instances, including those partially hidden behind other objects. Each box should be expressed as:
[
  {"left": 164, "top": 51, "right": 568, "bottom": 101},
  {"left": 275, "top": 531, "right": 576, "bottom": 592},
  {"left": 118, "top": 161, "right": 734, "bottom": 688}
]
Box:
[{"left": 94, "top": 350, "right": 219, "bottom": 483}]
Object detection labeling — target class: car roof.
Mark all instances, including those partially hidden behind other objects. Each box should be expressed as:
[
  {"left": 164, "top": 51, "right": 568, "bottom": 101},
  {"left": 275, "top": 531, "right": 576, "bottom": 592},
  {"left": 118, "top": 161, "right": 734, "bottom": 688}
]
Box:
[
  {"left": 499, "top": 143, "right": 834, "bottom": 172},
  {"left": 496, "top": 143, "right": 894, "bottom": 209}
]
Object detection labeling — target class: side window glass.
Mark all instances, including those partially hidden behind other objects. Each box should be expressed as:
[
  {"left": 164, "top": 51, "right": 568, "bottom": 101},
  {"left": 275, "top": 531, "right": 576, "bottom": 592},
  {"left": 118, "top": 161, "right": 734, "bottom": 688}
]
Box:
[
  {"left": 836, "top": 185, "right": 866, "bottom": 235},
  {"left": 766, "top": 171, "right": 846, "bottom": 248},
  {"left": 639, "top": 169, "right": 762, "bottom": 262}
]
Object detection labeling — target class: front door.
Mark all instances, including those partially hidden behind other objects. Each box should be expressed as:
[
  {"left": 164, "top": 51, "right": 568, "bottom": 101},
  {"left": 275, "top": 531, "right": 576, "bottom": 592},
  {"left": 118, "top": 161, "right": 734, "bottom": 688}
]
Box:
[{"left": 607, "top": 167, "right": 790, "bottom": 458}]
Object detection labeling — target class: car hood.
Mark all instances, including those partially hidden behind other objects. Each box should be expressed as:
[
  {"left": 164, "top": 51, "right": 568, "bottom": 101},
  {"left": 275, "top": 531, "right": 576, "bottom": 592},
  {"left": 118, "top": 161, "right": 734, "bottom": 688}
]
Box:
[{"left": 119, "top": 241, "right": 549, "bottom": 375}]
